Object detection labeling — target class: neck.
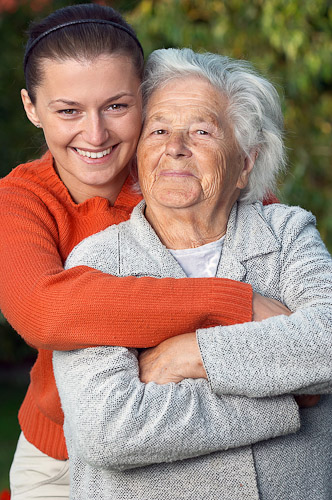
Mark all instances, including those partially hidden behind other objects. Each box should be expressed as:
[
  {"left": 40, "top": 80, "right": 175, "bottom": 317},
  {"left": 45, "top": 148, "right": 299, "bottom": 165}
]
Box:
[
  {"left": 54, "top": 161, "right": 130, "bottom": 205},
  {"left": 70, "top": 174, "right": 127, "bottom": 205},
  {"left": 145, "top": 200, "right": 233, "bottom": 250}
]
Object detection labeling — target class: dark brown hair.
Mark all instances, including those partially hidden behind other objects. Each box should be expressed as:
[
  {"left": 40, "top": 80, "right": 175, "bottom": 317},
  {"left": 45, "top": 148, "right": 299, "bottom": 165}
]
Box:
[{"left": 24, "top": 3, "right": 144, "bottom": 103}]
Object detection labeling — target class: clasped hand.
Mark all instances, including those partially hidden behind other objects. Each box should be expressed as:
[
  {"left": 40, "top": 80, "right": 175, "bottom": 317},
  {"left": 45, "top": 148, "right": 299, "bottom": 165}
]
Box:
[
  {"left": 138, "top": 332, "right": 207, "bottom": 385},
  {"left": 138, "top": 292, "right": 290, "bottom": 385},
  {"left": 138, "top": 294, "right": 321, "bottom": 408}
]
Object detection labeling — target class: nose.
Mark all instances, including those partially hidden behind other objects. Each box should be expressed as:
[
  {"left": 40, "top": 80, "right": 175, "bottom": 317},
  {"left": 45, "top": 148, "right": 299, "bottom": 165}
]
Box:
[
  {"left": 165, "top": 130, "right": 192, "bottom": 159},
  {"left": 82, "top": 112, "right": 109, "bottom": 146}
]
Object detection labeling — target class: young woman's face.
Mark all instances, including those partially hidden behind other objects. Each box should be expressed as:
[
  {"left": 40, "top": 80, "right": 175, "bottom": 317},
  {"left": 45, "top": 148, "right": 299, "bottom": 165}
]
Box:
[{"left": 22, "top": 54, "right": 142, "bottom": 203}]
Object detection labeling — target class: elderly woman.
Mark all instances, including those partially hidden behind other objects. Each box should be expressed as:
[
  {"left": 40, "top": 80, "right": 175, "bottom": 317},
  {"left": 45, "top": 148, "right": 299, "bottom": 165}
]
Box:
[{"left": 53, "top": 49, "right": 332, "bottom": 500}]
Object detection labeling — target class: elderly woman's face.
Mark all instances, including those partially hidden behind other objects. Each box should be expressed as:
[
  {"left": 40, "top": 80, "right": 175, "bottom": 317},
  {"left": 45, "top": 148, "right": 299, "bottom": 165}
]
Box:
[{"left": 137, "top": 77, "right": 251, "bottom": 211}]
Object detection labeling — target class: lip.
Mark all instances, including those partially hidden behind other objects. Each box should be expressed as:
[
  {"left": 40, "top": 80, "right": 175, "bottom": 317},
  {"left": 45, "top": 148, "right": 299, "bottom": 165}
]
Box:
[
  {"left": 71, "top": 145, "right": 118, "bottom": 164},
  {"left": 159, "top": 170, "right": 194, "bottom": 177}
]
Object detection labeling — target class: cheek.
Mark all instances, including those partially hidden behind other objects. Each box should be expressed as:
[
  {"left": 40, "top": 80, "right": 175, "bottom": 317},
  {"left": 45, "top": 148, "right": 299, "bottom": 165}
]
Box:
[
  {"left": 42, "top": 118, "right": 74, "bottom": 148},
  {"left": 200, "top": 149, "right": 227, "bottom": 197},
  {"left": 118, "top": 120, "right": 141, "bottom": 145},
  {"left": 137, "top": 146, "right": 158, "bottom": 192}
]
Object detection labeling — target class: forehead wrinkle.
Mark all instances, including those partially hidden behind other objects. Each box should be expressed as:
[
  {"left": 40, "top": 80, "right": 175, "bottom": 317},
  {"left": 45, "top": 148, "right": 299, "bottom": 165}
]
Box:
[{"left": 147, "top": 110, "right": 223, "bottom": 129}]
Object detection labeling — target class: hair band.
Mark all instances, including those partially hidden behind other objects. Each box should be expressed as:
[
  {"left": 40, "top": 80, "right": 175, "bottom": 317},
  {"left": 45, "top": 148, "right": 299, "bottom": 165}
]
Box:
[{"left": 24, "top": 19, "right": 144, "bottom": 72}]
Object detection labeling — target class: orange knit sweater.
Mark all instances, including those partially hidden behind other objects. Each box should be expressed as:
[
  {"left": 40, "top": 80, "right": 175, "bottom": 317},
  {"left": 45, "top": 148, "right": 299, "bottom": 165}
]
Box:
[{"left": 0, "top": 152, "right": 253, "bottom": 459}]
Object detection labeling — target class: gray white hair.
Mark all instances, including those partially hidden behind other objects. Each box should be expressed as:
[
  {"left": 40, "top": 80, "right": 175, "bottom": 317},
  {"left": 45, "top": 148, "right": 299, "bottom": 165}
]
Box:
[{"left": 142, "top": 48, "right": 287, "bottom": 202}]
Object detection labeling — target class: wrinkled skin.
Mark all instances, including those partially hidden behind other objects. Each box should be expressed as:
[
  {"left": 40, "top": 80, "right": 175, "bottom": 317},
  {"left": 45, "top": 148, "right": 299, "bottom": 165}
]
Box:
[{"left": 137, "top": 76, "right": 255, "bottom": 250}]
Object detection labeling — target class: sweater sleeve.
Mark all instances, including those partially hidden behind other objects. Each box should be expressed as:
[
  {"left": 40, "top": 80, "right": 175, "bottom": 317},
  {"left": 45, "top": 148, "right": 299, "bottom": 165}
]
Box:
[
  {"left": 53, "top": 346, "right": 299, "bottom": 471},
  {"left": 0, "top": 183, "right": 252, "bottom": 350},
  {"left": 197, "top": 212, "right": 332, "bottom": 397}
]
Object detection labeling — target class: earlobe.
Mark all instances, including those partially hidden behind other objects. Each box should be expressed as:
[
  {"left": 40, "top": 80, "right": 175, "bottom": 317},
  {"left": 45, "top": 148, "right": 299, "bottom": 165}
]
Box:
[
  {"left": 21, "top": 89, "right": 41, "bottom": 128},
  {"left": 236, "top": 151, "right": 257, "bottom": 190}
]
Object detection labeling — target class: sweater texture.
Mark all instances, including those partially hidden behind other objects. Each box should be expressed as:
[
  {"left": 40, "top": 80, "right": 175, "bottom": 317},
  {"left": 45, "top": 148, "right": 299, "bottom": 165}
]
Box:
[
  {"left": 53, "top": 200, "right": 332, "bottom": 499},
  {"left": 0, "top": 152, "right": 252, "bottom": 459}
]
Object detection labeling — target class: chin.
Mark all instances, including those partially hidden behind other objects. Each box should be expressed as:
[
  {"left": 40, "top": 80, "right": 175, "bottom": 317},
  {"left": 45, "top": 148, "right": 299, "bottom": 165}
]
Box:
[
  {"left": 158, "top": 198, "right": 200, "bottom": 209},
  {"left": 154, "top": 187, "right": 201, "bottom": 208}
]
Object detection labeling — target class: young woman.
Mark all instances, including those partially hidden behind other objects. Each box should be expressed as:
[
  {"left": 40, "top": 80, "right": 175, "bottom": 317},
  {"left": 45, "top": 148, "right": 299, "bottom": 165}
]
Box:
[{"left": 0, "top": 3, "right": 268, "bottom": 499}]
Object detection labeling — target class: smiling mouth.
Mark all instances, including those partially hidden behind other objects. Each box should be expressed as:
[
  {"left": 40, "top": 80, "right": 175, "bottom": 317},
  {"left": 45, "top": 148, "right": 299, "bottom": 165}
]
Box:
[{"left": 74, "top": 147, "right": 112, "bottom": 159}]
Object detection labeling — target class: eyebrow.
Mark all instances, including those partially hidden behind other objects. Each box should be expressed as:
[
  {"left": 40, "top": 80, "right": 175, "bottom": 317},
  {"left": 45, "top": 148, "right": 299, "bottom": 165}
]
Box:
[
  {"left": 148, "top": 113, "right": 222, "bottom": 128},
  {"left": 192, "top": 114, "right": 221, "bottom": 126},
  {"left": 48, "top": 92, "right": 136, "bottom": 107},
  {"left": 148, "top": 115, "right": 169, "bottom": 123}
]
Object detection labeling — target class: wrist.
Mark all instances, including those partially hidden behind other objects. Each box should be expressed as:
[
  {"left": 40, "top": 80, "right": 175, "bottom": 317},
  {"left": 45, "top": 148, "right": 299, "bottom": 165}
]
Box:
[{"left": 186, "top": 333, "right": 207, "bottom": 379}]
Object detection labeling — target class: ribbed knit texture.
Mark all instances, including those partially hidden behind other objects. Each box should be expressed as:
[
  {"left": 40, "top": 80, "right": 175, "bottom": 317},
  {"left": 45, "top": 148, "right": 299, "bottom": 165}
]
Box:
[{"left": 0, "top": 152, "right": 253, "bottom": 459}]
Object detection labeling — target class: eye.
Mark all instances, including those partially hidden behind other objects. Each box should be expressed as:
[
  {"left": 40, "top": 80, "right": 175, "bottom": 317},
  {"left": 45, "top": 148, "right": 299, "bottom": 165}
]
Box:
[
  {"left": 196, "top": 129, "right": 209, "bottom": 135},
  {"left": 153, "top": 129, "right": 167, "bottom": 135},
  {"left": 108, "top": 104, "right": 128, "bottom": 111},
  {"left": 58, "top": 109, "right": 77, "bottom": 115}
]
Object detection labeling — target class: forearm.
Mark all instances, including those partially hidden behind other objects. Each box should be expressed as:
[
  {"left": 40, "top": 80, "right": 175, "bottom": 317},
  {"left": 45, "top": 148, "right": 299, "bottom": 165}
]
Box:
[
  {"left": 53, "top": 347, "right": 300, "bottom": 471},
  {"left": 1, "top": 265, "right": 251, "bottom": 351},
  {"left": 0, "top": 191, "right": 252, "bottom": 350},
  {"left": 197, "top": 306, "right": 332, "bottom": 397}
]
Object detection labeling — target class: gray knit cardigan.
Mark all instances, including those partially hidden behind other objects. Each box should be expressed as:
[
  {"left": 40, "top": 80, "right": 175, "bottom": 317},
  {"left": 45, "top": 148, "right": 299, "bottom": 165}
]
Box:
[{"left": 53, "top": 200, "right": 332, "bottom": 500}]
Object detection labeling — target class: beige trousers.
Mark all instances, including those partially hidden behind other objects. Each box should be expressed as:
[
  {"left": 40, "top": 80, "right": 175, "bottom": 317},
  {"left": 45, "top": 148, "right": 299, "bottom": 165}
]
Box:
[{"left": 9, "top": 432, "right": 70, "bottom": 499}]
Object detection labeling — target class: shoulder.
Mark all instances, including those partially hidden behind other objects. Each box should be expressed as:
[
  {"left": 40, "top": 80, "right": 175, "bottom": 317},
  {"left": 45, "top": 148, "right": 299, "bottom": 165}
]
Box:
[
  {"left": 1, "top": 151, "right": 52, "bottom": 185},
  {"left": 0, "top": 153, "right": 62, "bottom": 230},
  {"left": 258, "top": 202, "right": 316, "bottom": 230},
  {"left": 259, "top": 203, "right": 319, "bottom": 253},
  {"left": 64, "top": 201, "right": 150, "bottom": 273},
  {"left": 251, "top": 203, "right": 330, "bottom": 265},
  {"left": 0, "top": 151, "right": 67, "bottom": 203},
  {"left": 244, "top": 201, "right": 317, "bottom": 241},
  {"left": 229, "top": 201, "right": 320, "bottom": 261}
]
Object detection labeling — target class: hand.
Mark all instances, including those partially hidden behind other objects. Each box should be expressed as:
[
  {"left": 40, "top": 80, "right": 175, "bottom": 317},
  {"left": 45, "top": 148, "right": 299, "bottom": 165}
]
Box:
[
  {"left": 252, "top": 292, "right": 292, "bottom": 322},
  {"left": 294, "top": 394, "right": 321, "bottom": 408},
  {"left": 138, "top": 332, "right": 207, "bottom": 385}
]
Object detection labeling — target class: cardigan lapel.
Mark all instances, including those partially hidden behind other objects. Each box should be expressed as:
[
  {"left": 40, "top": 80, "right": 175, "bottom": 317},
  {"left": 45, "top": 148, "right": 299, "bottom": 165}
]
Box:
[
  {"left": 119, "top": 201, "right": 187, "bottom": 279},
  {"left": 119, "top": 200, "right": 281, "bottom": 282},
  {"left": 216, "top": 201, "right": 281, "bottom": 281}
]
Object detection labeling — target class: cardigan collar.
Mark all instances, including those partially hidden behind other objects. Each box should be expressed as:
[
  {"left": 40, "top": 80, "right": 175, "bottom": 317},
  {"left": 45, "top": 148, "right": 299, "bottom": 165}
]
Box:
[
  {"left": 119, "top": 200, "right": 281, "bottom": 281},
  {"left": 216, "top": 201, "right": 281, "bottom": 281},
  {"left": 120, "top": 201, "right": 187, "bottom": 278},
  {"left": 224, "top": 201, "right": 281, "bottom": 261}
]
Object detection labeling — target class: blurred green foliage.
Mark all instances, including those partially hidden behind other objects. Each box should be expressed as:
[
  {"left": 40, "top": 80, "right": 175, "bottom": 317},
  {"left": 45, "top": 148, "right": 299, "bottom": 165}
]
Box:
[{"left": 0, "top": 0, "right": 331, "bottom": 361}]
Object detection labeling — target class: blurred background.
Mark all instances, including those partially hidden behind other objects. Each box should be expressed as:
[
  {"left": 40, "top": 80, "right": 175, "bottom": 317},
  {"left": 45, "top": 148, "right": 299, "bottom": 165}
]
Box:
[{"left": 0, "top": 0, "right": 331, "bottom": 492}]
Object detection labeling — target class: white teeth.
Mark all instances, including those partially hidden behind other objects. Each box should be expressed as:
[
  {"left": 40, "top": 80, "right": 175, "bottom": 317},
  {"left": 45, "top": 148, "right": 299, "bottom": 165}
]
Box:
[{"left": 75, "top": 147, "right": 111, "bottom": 158}]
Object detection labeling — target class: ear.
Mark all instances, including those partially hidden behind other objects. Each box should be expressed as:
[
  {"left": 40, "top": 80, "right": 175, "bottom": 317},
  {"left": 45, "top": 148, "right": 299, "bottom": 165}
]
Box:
[
  {"left": 21, "top": 89, "right": 41, "bottom": 128},
  {"left": 236, "top": 150, "right": 257, "bottom": 190}
]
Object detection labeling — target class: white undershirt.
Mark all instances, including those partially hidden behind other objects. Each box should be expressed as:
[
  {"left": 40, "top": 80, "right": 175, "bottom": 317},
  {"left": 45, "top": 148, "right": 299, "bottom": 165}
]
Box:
[{"left": 169, "top": 236, "right": 225, "bottom": 278}]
